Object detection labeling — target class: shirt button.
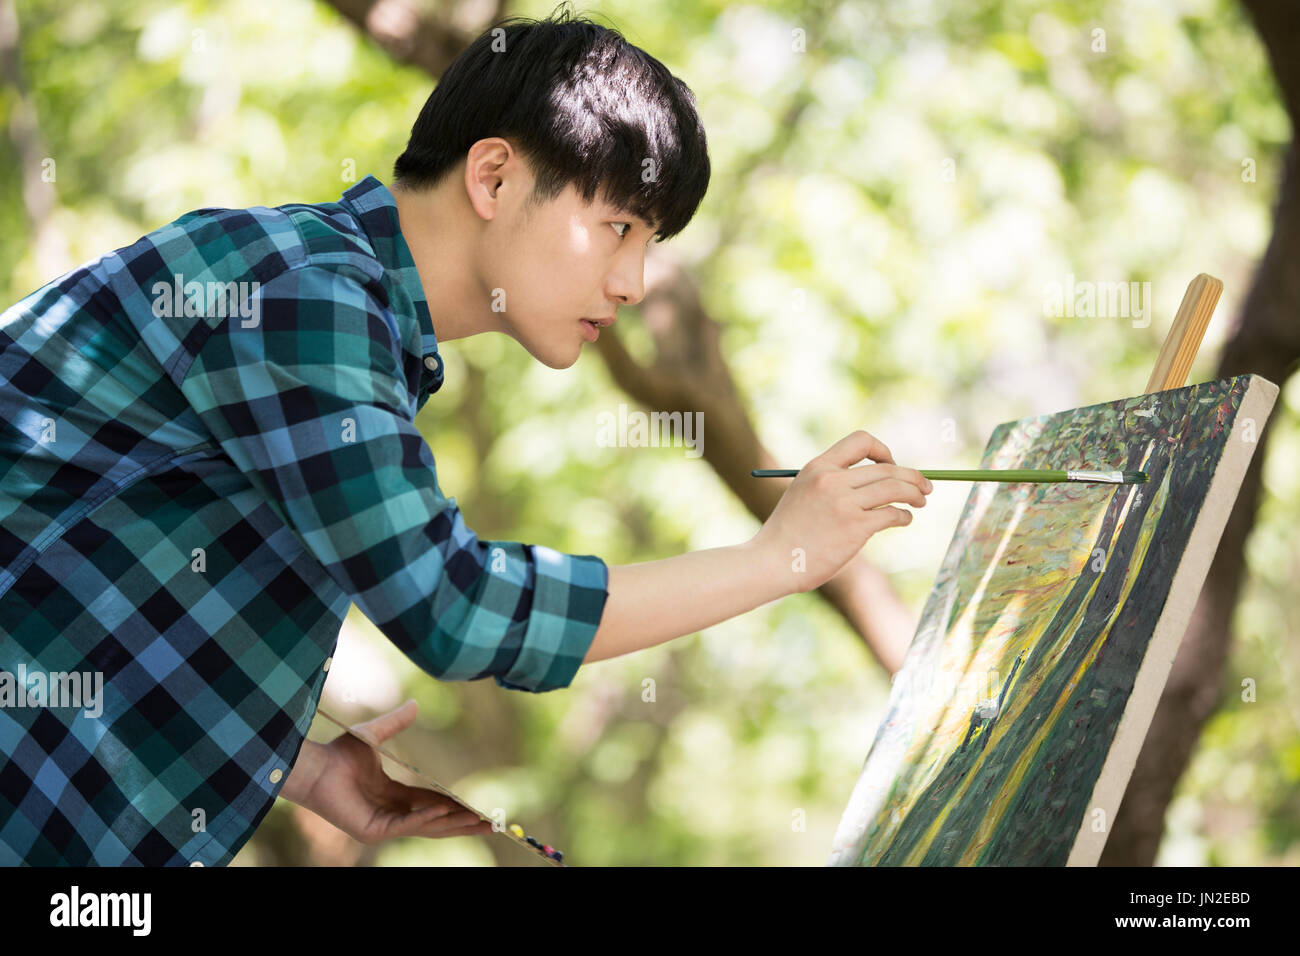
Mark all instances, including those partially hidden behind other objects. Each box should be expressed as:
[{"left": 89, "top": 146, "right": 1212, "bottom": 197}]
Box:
[
  {"left": 269, "top": 768, "right": 283, "bottom": 784},
  {"left": 190, "top": 861, "right": 204, "bottom": 867},
  {"left": 424, "top": 354, "right": 441, "bottom": 373},
  {"left": 323, "top": 657, "right": 332, "bottom": 673}
]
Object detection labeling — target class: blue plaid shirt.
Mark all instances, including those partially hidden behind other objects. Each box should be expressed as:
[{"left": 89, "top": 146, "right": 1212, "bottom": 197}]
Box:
[{"left": 0, "top": 175, "right": 610, "bottom": 865}]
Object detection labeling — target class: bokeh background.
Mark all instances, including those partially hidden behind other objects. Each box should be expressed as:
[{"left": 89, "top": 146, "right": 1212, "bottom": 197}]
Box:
[{"left": 2, "top": 0, "right": 1297, "bottom": 865}]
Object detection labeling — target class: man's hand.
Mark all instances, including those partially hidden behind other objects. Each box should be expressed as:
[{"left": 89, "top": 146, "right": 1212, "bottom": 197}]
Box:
[
  {"left": 282, "top": 699, "right": 494, "bottom": 846},
  {"left": 750, "top": 429, "right": 933, "bottom": 594},
  {"left": 584, "top": 430, "right": 932, "bottom": 665}
]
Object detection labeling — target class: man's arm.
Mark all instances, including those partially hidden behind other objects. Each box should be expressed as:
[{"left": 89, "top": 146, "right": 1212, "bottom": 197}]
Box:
[
  {"left": 583, "top": 537, "right": 795, "bottom": 663},
  {"left": 278, "top": 544, "right": 793, "bottom": 797},
  {"left": 583, "top": 431, "right": 934, "bottom": 665}
]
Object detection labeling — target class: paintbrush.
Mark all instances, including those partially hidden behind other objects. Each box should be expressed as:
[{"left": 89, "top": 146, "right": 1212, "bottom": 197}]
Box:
[{"left": 750, "top": 468, "right": 1147, "bottom": 484}]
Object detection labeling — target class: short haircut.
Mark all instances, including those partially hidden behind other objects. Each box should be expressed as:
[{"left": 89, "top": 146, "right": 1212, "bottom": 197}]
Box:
[{"left": 392, "top": 3, "right": 710, "bottom": 243}]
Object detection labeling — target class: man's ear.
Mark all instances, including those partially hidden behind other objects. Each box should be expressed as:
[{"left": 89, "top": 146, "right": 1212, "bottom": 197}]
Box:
[{"left": 463, "top": 137, "right": 515, "bottom": 223}]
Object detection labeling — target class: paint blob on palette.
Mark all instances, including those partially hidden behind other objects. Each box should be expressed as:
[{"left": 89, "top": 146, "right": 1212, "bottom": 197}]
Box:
[{"left": 829, "top": 374, "right": 1278, "bottom": 866}]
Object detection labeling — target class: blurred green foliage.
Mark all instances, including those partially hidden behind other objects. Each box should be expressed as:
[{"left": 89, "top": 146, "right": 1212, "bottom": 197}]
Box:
[{"left": 2, "top": 0, "right": 1296, "bottom": 865}]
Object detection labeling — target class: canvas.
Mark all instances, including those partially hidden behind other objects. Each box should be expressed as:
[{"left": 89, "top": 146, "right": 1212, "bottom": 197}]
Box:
[{"left": 829, "top": 373, "right": 1279, "bottom": 866}]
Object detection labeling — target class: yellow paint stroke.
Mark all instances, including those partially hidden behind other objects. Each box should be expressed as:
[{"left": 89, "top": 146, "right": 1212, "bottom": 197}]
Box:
[
  {"left": 898, "top": 569, "right": 1103, "bottom": 865},
  {"left": 860, "top": 450, "right": 1171, "bottom": 863},
  {"left": 952, "top": 464, "right": 1171, "bottom": 863},
  {"left": 857, "top": 496, "right": 1030, "bottom": 853},
  {"left": 883, "top": 493, "right": 1098, "bottom": 846}
]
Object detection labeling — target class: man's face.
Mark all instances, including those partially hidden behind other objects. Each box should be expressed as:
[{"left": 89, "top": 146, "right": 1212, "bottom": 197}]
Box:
[{"left": 476, "top": 169, "right": 654, "bottom": 369}]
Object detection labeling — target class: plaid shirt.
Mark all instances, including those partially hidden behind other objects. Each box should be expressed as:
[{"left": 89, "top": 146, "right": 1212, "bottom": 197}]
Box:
[{"left": 0, "top": 175, "right": 610, "bottom": 866}]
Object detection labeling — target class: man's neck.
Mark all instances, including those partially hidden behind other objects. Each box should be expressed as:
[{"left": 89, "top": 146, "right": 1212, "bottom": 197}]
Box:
[{"left": 391, "top": 181, "right": 498, "bottom": 343}]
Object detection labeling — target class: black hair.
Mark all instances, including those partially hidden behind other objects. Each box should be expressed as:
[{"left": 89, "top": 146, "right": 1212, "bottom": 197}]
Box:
[{"left": 391, "top": 3, "right": 710, "bottom": 243}]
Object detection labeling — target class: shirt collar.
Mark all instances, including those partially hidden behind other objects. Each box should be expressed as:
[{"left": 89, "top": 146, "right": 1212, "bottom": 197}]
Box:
[{"left": 336, "top": 175, "right": 442, "bottom": 371}]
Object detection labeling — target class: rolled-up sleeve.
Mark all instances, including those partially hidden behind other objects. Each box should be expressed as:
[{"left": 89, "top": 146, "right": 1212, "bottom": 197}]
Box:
[{"left": 177, "top": 263, "right": 609, "bottom": 692}]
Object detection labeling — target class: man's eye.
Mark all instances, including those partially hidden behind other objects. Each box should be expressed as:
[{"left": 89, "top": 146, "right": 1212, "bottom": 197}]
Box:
[{"left": 611, "top": 222, "right": 632, "bottom": 239}]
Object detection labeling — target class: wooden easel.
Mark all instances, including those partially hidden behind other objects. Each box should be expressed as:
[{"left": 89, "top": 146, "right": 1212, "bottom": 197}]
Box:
[{"left": 1144, "top": 273, "right": 1222, "bottom": 391}]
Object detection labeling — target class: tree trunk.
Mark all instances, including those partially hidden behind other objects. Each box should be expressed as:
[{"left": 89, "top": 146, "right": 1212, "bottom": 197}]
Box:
[{"left": 1100, "top": 0, "right": 1300, "bottom": 864}]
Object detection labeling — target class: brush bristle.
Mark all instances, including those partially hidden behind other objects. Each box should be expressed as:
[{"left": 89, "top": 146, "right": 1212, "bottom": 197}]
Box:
[{"left": 1124, "top": 471, "right": 1148, "bottom": 483}]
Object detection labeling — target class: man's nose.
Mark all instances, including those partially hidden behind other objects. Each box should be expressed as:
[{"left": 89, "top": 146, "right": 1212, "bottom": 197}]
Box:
[{"left": 610, "top": 255, "right": 646, "bottom": 307}]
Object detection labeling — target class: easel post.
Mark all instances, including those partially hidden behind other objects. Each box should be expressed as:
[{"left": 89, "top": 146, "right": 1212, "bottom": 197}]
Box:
[{"left": 1144, "top": 273, "right": 1223, "bottom": 391}]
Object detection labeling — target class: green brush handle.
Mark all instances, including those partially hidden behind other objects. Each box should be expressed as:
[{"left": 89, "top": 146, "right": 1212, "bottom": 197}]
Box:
[
  {"left": 750, "top": 468, "right": 1146, "bottom": 484},
  {"left": 920, "top": 469, "right": 1075, "bottom": 482}
]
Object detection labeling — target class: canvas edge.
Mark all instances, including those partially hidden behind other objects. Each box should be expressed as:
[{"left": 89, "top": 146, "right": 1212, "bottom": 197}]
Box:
[{"left": 1065, "top": 374, "right": 1280, "bottom": 866}]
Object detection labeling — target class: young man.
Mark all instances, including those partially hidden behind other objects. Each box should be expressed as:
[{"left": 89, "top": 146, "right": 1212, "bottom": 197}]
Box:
[{"left": 0, "top": 10, "right": 931, "bottom": 865}]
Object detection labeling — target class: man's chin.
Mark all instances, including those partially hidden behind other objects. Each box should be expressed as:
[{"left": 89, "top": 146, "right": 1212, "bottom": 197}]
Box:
[
  {"left": 522, "top": 341, "right": 579, "bottom": 371},
  {"left": 552, "top": 349, "right": 581, "bottom": 370}
]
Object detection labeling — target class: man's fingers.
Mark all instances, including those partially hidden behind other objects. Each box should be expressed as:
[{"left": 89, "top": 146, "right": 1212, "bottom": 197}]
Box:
[
  {"left": 863, "top": 505, "right": 913, "bottom": 529},
  {"left": 816, "top": 429, "right": 895, "bottom": 469},
  {"left": 393, "top": 781, "right": 458, "bottom": 815},
  {"left": 380, "top": 806, "right": 483, "bottom": 840},
  {"left": 857, "top": 477, "right": 928, "bottom": 510},
  {"left": 352, "top": 699, "right": 419, "bottom": 745},
  {"left": 842, "top": 462, "right": 931, "bottom": 493},
  {"left": 415, "top": 809, "right": 490, "bottom": 839},
  {"left": 426, "top": 819, "right": 494, "bottom": 840}
]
